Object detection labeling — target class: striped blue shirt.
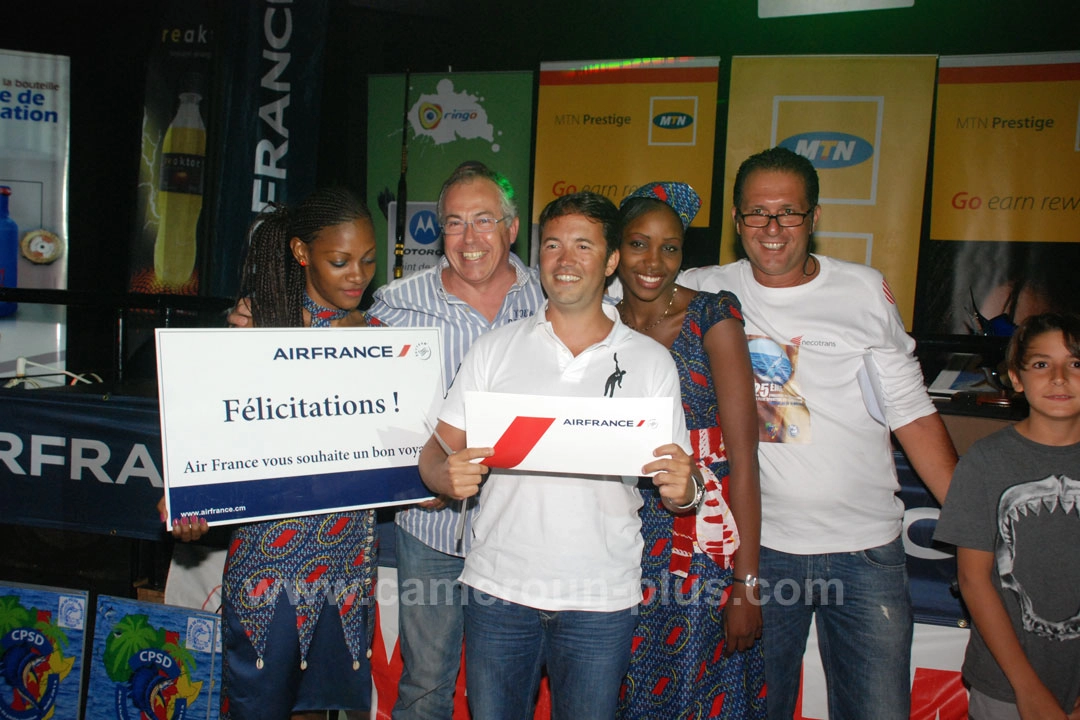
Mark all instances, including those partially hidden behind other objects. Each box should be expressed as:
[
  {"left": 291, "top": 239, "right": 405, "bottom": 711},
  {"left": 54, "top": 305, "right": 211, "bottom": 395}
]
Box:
[{"left": 368, "top": 254, "right": 545, "bottom": 556}]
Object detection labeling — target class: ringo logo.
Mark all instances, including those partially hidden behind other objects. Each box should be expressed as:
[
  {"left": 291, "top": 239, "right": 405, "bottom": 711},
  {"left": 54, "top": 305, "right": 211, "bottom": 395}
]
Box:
[
  {"left": 409, "top": 210, "right": 440, "bottom": 245},
  {"left": 780, "top": 132, "right": 873, "bottom": 169},
  {"left": 418, "top": 102, "right": 442, "bottom": 130}
]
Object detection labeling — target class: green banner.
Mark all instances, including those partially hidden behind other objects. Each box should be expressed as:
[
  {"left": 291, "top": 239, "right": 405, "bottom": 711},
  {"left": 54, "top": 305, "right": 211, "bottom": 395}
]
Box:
[{"left": 366, "top": 71, "right": 533, "bottom": 287}]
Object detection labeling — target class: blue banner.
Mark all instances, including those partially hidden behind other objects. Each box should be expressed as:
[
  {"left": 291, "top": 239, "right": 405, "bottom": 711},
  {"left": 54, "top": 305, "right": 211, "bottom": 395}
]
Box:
[
  {"left": 203, "top": 0, "right": 329, "bottom": 299},
  {"left": 0, "top": 389, "right": 165, "bottom": 540}
]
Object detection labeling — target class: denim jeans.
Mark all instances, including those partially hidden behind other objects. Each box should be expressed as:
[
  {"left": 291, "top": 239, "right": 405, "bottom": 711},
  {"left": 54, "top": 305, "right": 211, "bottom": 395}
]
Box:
[
  {"left": 464, "top": 587, "right": 638, "bottom": 720},
  {"left": 392, "top": 525, "right": 465, "bottom": 720},
  {"left": 758, "top": 536, "right": 913, "bottom": 720}
]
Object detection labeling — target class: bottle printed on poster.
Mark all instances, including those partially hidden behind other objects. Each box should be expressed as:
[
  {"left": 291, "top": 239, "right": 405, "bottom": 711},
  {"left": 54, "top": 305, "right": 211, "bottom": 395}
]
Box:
[
  {"left": 153, "top": 91, "right": 205, "bottom": 288},
  {"left": 0, "top": 186, "right": 18, "bottom": 317}
]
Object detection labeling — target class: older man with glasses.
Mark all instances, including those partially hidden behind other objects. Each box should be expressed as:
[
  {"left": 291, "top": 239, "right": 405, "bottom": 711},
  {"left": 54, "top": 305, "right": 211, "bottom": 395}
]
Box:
[
  {"left": 680, "top": 146, "right": 958, "bottom": 720},
  {"left": 368, "top": 162, "right": 545, "bottom": 719}
]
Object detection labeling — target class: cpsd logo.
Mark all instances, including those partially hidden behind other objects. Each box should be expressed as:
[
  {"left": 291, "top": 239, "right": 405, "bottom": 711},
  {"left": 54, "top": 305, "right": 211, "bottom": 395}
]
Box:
[
  {"left": 418, "top": 102, "right": 442, "bottom": 130},
  {"left": 652, "top": 112, "right": 694, "bottom": 130},
  {"left": 409, "top": 210, "right": 440, "bottom": 245},
  {"left": 780, "top": 132, "right": 874, "bottom": 169},
  {"left": 0, "top": 622, "right": 75, "bottom": 719}
]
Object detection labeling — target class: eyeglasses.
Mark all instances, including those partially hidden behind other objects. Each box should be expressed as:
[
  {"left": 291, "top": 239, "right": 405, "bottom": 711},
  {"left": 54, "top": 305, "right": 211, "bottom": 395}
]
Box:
[
  {"left": 737, "top": 210, "right": 813, "bottom": 228},
  {"left": 441, "top": 216, "right": 510, "bottom": 236}
]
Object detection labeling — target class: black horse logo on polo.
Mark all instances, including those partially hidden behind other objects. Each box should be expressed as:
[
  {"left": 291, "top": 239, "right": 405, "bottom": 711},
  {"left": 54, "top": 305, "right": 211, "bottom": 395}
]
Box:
[{"left": 605, "top": 353, "right": 627, "bottom": 397}]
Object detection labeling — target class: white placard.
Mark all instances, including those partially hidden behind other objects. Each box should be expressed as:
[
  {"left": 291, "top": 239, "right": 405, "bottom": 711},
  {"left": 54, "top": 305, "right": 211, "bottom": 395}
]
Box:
[
  {"left": 464, "top": 391, "right": 673, "bottom": 477},
  {"left": 156, "top": 326, "right": 443, "bottom": 525}
]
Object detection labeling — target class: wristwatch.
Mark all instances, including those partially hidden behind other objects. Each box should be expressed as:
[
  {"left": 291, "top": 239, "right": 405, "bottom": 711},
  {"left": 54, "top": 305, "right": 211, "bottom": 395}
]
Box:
[{"left": 733, "top": 573, "right": 759, "bottom": 588}]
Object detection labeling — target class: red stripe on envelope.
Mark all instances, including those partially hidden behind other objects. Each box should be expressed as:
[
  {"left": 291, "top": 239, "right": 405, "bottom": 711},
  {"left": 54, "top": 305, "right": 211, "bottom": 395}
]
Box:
[{"left": 482, "top": 416, "right": 556, "bottom": 468}]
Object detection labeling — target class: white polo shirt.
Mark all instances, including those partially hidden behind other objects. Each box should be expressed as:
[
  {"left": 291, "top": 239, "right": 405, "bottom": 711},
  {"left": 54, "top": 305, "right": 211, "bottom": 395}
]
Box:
[{"left": 439, "top": 303, "right": 689, "bottom": 612}]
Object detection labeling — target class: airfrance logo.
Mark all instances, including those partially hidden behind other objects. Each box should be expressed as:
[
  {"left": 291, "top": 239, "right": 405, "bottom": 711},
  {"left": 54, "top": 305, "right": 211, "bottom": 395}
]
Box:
[
  {"left": 563, "top": 418, "right": 647, "bottom": 427},
  {"left": 272, "top": 345, "right": 407, "bottom": 360},
  {"left": 780, "top": 132, "right": 873, "bottom": 169},
  {"left": 652, "top": 112, "right": 694, "bottom": 130},
  {"left": 410, "top": 210, "right": 439, "bottom": 245},
  {"left": 481, "top": 415, "right": 656, "bottom": 470}
]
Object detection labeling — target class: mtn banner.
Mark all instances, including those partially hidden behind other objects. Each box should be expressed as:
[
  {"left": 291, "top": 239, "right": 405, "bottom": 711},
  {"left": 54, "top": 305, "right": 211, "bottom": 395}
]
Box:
[
  {"left": 724, "top": 55, "right": 937, "bottom": 329},
  {"left": 366, "top": 71, "right": 534, "bottom": 288},
  {"left": 916, "top": 52, "right": 1080, "bottom": 335},
  {"left": 533, "top": 57, "right": 720, "bottom": 228}
]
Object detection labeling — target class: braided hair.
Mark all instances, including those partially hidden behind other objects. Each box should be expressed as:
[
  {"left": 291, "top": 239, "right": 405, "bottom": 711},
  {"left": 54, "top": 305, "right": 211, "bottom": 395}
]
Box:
[{"left": 237, "top": 188, "right": 371, "bottom": 328}]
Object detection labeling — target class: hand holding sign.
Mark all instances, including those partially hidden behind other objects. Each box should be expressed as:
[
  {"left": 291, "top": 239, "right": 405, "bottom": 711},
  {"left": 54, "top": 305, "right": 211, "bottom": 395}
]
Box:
[{"left": 418, "top": 421, "right": 493, "bottom": 501}]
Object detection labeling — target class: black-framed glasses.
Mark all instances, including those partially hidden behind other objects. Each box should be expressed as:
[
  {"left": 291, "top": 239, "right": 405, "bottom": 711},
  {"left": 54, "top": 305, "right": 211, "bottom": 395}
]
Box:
[
  {"left": 441, "top": 216, "right": 510, "bottom": 236},
  {"left": 737, "top": 209, "right": 813, "bottom": 228}
]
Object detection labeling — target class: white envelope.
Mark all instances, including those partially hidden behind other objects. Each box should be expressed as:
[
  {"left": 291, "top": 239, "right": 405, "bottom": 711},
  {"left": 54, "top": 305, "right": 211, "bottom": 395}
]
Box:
[{"left": 464, "top": 391, "right": 673, "bottom": 477}]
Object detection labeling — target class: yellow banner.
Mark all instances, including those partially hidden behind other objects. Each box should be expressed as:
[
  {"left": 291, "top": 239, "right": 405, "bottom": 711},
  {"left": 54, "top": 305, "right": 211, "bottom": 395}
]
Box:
[
  {"left": 930, "top": 53, "right": 1080, "bottom": 243},
  {"left": 724, "top": 55, "right": 937, "bottom": 329},
  {"left": 533, "top": 57, "right": 719, "bottom": 225}
]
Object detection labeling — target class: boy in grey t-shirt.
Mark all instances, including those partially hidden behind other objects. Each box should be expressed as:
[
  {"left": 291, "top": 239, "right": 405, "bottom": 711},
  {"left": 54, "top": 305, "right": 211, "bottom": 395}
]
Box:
[{"left": 935, "top": 313, "right": 1080, "bottom": 718}]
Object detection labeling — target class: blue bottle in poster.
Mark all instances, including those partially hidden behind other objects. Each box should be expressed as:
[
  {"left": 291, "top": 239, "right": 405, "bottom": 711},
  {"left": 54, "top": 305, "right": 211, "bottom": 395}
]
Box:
[{"left": 0, "top": 186, "right": 17, "bottom": 317}]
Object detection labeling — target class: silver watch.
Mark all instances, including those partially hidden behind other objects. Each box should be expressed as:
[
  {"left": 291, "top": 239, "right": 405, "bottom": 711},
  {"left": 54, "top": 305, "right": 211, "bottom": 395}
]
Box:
[{"left": 734, "top": 573, "right": 759, "bottom": 588}]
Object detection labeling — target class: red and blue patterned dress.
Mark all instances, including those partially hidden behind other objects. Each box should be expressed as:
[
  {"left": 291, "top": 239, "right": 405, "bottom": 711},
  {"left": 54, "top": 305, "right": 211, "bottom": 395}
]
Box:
[
  {"left": 219, "top": 309, "right": 377, "bottom": 718},
  {"left": 220, "top": 510, "right": 377, "bottom": 718},
  {"left": 618, "top": 290, "right": 767, "bottom": 720}
]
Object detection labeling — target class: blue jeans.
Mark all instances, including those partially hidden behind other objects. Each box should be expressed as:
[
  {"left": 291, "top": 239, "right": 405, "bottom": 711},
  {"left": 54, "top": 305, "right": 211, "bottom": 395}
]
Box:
[
  {"left": 392, "top": 525, "right": 465, "bottom": 720},
  {"left": 464, "top": 587, "right": 638, "bottom": 720},
  {"left": 758, "top": 536, "right": 913, "bottom": 720}
]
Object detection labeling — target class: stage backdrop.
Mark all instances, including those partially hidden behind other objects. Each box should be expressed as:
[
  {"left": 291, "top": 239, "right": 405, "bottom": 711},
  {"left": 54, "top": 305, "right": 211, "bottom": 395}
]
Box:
[
  {"left": 915, "top": 52, "right": 1080, "bottom": 335},
  {"left": 366, "top": 71, "right": 534, "bottom": 287},
  {"left": 0, "top": 49, "right": 70, "bottom": 385},
  {"left": 533, "top": 57, "right": 720, "bottom": 235},
  {"left": 723, "top": 55, "right": 937, "bottom": 330}
]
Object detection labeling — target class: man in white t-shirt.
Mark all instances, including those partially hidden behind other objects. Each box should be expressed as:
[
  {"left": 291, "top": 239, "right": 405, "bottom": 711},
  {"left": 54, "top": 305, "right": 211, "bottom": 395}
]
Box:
[
  {"left": 418, "top": 191, "right": 703, "bottom": 719},
  {"left": 679, "top": 147, "right": 958, "bottom": 720}
]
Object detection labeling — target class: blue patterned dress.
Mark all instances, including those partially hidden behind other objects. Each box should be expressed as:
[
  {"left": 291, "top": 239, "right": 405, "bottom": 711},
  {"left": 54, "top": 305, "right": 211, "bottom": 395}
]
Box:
[
  {"left": 219, "top": 309, "right": 378, "bottom": 718},
  {"left": 618, "top": 290, "right": 767, "bottom": 720}
]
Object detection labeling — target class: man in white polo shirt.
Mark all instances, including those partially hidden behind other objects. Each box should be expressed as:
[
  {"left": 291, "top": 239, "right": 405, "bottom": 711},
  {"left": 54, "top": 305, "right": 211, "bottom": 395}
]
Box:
[{"left": 418, "top": 191, "right": 703, "bottom": 719}]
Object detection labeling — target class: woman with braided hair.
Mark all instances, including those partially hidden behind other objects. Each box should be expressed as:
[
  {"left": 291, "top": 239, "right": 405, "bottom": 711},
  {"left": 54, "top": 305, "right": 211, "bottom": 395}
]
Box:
[{"left": 166, "top": 188, "right": 379, "bottom": 719}]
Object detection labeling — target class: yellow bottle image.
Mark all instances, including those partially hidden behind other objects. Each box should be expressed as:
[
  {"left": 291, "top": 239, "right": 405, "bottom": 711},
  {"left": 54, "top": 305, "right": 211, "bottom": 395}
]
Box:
[{"left": 154, "top": 92, "right": 205, "bottom": 288}]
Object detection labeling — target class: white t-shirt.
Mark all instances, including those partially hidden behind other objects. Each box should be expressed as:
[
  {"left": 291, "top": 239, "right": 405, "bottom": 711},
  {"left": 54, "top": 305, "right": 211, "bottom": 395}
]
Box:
[
  {"left": 680, "top": 257, "right": 936, "bottom": 554},
  {"left": 440, "top": 303, "right": 689, "bottom": 611}
]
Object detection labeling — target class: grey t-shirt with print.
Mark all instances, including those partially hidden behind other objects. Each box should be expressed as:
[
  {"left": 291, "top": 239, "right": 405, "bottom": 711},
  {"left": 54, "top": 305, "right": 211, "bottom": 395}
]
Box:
[{"left": 935, "top": 425, "right": 1080, "bottom": 711}]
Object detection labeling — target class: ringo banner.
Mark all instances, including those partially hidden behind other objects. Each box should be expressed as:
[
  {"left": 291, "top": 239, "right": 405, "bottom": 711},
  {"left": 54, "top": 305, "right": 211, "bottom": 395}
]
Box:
[
  {"left": 156, "top": 326, "right": 443, "bottom": 526},
  {"left": 366, "top": 71, "right": 534, "bottom": 287},
  {"left": 464, "top": 392, "right": 673, "bottom": 476},
  {"left": 533, "top": 57, "right": 720, "bottom": 226},
  {"left": 724, "top": 55, "right": 937, "bottom": 329}
]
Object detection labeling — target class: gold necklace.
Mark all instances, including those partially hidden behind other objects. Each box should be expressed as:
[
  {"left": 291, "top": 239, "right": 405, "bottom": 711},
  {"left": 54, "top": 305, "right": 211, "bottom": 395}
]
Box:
[{"left": 619, "top": 285, "right": 677, "bottom": 332}]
